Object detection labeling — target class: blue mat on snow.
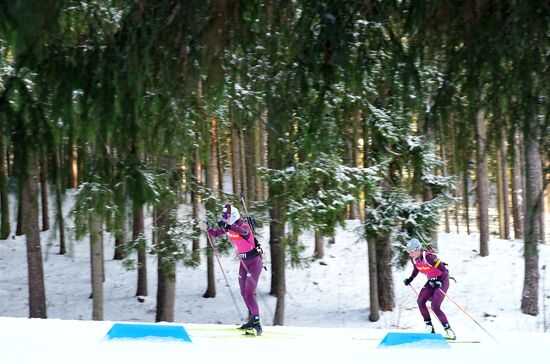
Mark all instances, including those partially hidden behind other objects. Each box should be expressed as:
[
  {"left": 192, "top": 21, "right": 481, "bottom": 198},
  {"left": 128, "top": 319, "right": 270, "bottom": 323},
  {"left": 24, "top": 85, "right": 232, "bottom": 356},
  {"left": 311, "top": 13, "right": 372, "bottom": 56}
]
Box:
[
  {"left": 378, "top": 332, "right": 449, "bottom": 348},
  {"left": 106, "top": 323, "right": 191, "bottom": 342}
]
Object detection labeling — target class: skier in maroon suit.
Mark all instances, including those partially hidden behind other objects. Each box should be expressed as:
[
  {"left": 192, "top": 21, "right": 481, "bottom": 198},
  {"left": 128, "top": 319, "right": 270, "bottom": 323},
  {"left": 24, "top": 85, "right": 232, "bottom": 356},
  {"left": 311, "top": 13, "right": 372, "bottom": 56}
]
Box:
[
  {"left": 404, "top": 238, "right": 456, "bottom": 340},
  {"left": 207, "top": 204, "right": 263, "bottom": 335}
]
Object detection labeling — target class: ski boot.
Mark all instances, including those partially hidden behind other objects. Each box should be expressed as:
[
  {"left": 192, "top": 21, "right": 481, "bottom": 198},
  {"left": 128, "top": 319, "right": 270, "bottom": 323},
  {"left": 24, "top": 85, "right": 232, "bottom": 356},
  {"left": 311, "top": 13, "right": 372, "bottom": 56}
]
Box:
[
  {"left": 425, "top": 320, "right": 435, "bottom": 334},
  {"left": 443, "top": 323, "right": 456, "bottom": 340},
  {"left": 239, "top": 320, "right": 252, "bottom": 330},
  {"left": 240, "top": 315, "right": 262, "bottom": 336},
  {"left": 238, "top": 315, "right": 256, "bottom": 330},
  {"left": 245, "top": 321, "right": 262, "bottom": 336}
]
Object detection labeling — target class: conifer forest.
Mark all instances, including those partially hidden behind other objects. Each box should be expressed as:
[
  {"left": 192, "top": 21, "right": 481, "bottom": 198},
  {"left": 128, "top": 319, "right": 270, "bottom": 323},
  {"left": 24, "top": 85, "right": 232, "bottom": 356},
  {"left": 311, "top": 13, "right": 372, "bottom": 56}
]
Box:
[{"left": 0, "top": 1, "right": 548, "bottom": 325}]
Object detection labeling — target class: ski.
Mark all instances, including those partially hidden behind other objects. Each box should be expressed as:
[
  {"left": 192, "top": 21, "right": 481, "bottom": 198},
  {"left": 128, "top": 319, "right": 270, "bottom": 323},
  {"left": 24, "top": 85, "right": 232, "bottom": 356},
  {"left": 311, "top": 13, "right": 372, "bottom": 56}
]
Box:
[
  {"left": 447, "top": 340, "right": 481, "bottom": 344},
  {"left": 186, "top": 326, "right": 298, "bottom": 339},
  {"left": 242, "top": 329, "right": 260, "bottom": 337}
]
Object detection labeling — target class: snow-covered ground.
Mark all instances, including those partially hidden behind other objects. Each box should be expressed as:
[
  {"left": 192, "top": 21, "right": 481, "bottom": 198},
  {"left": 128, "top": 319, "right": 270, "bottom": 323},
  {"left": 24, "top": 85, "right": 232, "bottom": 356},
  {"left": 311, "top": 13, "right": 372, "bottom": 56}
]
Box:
[
  {"left": 1, "top": 317, "right": 549, "bottom": 364},
  {"left": 1, "top": 208, "right": 550, "bottom": 362}
]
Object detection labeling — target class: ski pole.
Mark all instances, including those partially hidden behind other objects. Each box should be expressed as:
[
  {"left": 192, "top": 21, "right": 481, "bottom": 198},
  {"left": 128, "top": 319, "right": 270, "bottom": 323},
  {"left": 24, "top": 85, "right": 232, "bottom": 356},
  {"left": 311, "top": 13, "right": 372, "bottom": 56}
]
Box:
[
  {"left": 416, "top": 232, "right": 429, "bottom": 244},
  {"left": 415, "top": 233, "right": 435, "bottom": 252},
  {"left": 437, "top": 287, "right": 498, "bottom": 342},
  {"left": 203, "top": 224, "right": 245, "bottom": 321}
]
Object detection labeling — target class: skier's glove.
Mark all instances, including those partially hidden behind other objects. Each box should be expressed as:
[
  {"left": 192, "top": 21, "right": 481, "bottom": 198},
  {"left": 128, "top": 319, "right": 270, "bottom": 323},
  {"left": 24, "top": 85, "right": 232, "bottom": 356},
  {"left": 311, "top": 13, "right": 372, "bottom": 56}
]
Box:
[
  {"left": 403, "top": 277, "right": 413, "bottom": 286},
  {"left": 256, "top": 246, "right": 264, "bottom": 256},
  {"left": 427, "top": 277, "right": 442, "bottom": 289},
  {"left": 218, "top": 220, "right": 230, "bottom": 230}
]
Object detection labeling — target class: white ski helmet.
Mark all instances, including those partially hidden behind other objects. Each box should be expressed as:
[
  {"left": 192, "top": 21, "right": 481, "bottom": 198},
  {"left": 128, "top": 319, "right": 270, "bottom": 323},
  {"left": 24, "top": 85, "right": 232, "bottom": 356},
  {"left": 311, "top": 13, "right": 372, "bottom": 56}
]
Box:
[
  {"left": 222, "top": 204, "right": 240, "bottom": 225},
  {"left": 406, "top": 238, "right": 422, "bottom": 252}
]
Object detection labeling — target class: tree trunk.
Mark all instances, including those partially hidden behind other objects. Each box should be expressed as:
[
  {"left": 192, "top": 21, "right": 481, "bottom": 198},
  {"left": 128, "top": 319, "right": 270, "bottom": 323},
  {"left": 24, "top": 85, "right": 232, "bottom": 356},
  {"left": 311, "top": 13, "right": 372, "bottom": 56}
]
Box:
[
  {"left": 239, "top": 129, "right": 247, "bottom": 198},
  {"left": 259, "top": 111, "right": 268, "bottom": 200},
  {"left": 216, "top": 125, "right": 224, "bottom": 195},
  {"left": 151, "top": 208, "right": 157, "bottom": 246},
  {"left": 376, "top": 231, "right": 395, "bottom": 311},
  {"left": 203, "top": 247, "right": 216, "bottom": 298},
  {"left": 423, "top": 187, "right": 438, "bottom": 246},
  {"left": 348, "top": 112, "right": 361, "bottom": 219},
  {"left": 539, "top": 194, "right": 546, "bottom": 246},
  {"left": 155, "top": 158, "right": 178, "bottom": 322},
  {"left": 231, "top": 126, "right": 242, "bottom": 196},
  {"left": 209, "top": 119, "right": 220, "bottom": 194},
  {"left": 203, "top": 117, "right": 219, "bottom": 298},
  {"left": 0, "top": 133, "right": 10, "bottom": 239},
  {"left": 520, "top": 117, "right": 542, "bottom": 315},
  {"left": 267, "top": 109, "right": 286, "bottom": 324},
  {"left": 498, "top": 126, "right": 511, "bottom": 239},
  {"left": 254, "top": 119, "right": 263, "bottom": 201},
  {"left": 475, "top": 109, "right": 489, "bottom": 256},
  {"left": 113, "top": 198, "right": 127, "bottom": 260},
  {"left": 367, "top": 236, "right": 380, "bottom": 321},
  {"left": 54, "top": 150, "right": 66, "bottom": 255},
  {"left": 64, "top": 138, "right": 71, "bottom": 188},
  {"left": 112, "top": 148, "right": 127, "bottom": 260},
  {"left": 16, "top": 186, "right": 24, "bottom": 236},
  {"left": 454, "top": 177, "right": 461, "bottom": 234},
  {"left": 363, "top": 117, "right": 379, "bottom": 321},
  {"left": 511, "top": 129, "right": 524, "bottom": 239},
  {"left": 155, "top": 205, "right": 176, "bottom": 322},
  {"left": 463, "top": 166, "right": 471, "bottom": 235},
  {"left": 244, "top": 127, "right": 255, "bottom": 201},
  {"left": 40, "top": 157, "right": 49, "bottom": 231},
  {"left": 22, "top": 157, "right": 47, "bottom": 318},
  {"left": 449, "top": 121, "right": 461, "bottom": 234},
  {"left": 539, "top": 180, "right": 546, "bottom": 246},
  {"left": 156, "top": 262, "right": 176, "bottom": 322},
  {"left": 134, "top": 202, "right": 147, "bottom": 298},
  {"left": 64, "top": 138, "right": 70, "bottom": 188},
  {"left": 443, "top": 205, "right": 451, "bottom": 233},
  {"left": 313, "top": 230, "right": 324, "bottom": 260},
  {"left": 90, "top": 212, "right": 103, "bottom": 320},
  {"left": 439, "top": 129, "right": 450, "bottom": 233},
  {"left": 270, "top": 197, "right": 286, "bottom": 325},
  {"left": 191, "top": 148, "right": 201, "bottom": 265},
  {"left": 66, "top": 141, "right": 76, "bottom": 189},
  {"left": 496, "top": 147, "right": 505, "bottom": 237},
  {"left": 70, "top": 143, "right": 78, "bottom": 189}
]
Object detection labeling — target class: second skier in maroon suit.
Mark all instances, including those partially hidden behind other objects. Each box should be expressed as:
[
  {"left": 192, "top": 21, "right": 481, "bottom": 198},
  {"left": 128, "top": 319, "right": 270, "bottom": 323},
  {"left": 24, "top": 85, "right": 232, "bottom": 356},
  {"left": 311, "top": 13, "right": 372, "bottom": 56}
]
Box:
[{"left": 404, "top": 238, "right": 456, "bottom": 340}]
